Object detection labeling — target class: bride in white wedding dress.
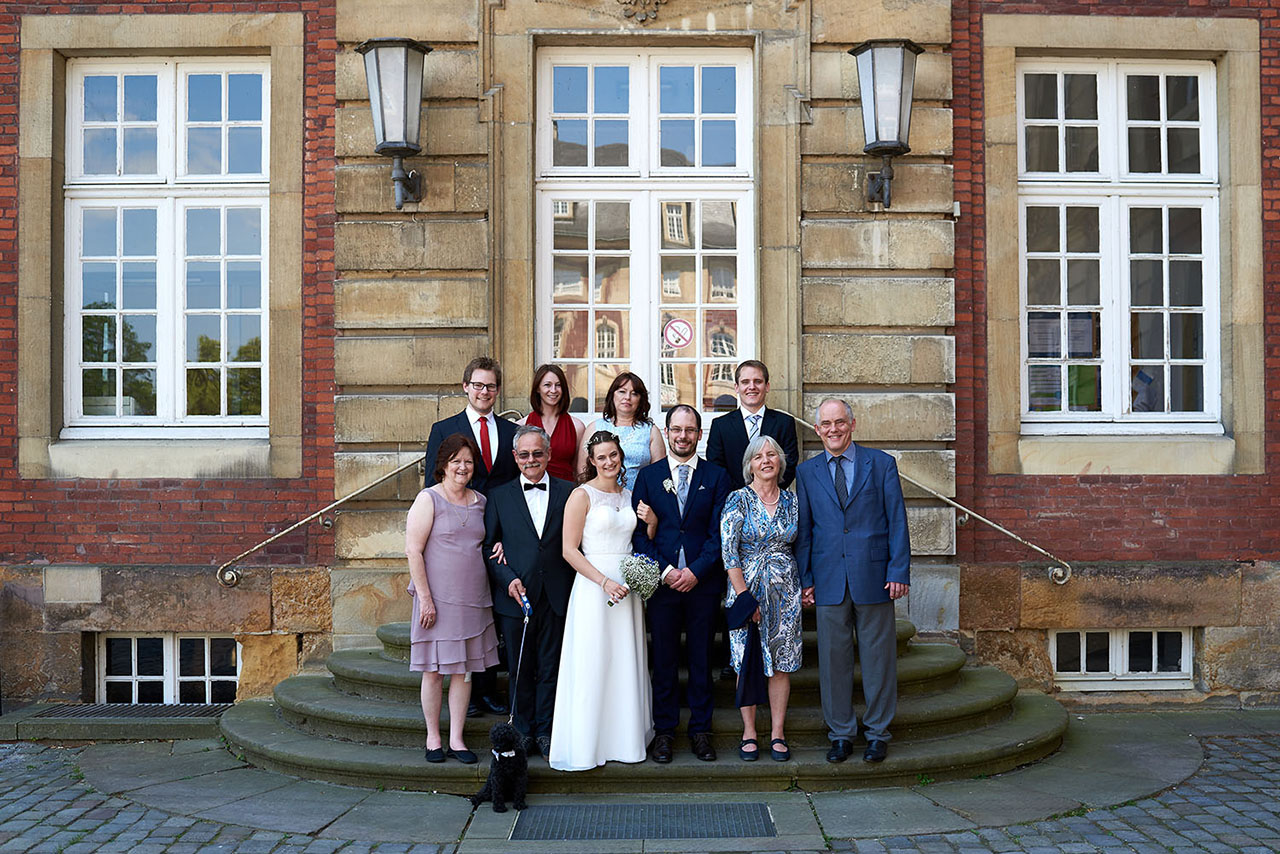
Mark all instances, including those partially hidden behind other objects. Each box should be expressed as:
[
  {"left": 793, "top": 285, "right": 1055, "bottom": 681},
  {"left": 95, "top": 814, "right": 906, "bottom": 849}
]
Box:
[{"left": 549, "top": 430, "right": 654, "bottom": 771}]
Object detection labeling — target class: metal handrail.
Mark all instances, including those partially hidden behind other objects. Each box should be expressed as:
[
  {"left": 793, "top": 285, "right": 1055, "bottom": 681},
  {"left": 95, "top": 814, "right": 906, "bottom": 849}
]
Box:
[
  {"left": 216, "top": 407, "right": 1070, "bottom": 587},
  {"left": 777, "top": 409, "right": 1071, "bottom": 585}
]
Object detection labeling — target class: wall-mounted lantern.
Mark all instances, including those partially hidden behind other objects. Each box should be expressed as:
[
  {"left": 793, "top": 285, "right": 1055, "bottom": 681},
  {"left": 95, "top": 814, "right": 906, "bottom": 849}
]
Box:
[
  {"left": 849, "top": 39, "right": 923, "bottom": 209},
  {"left": 356, "top": 37, "right": 432, "bottom": 210}
]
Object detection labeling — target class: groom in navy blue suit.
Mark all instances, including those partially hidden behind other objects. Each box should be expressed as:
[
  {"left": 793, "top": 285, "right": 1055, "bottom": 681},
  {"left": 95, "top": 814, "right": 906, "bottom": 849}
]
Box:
[{"left": 632, "top": 405, "right": 731, "bottom": 763}]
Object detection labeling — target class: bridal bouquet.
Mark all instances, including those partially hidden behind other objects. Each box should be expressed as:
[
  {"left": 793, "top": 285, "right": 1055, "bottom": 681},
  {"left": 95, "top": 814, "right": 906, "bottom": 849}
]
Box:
[{"left": 606, "top": 554, "right": 661, "bottom": 606}]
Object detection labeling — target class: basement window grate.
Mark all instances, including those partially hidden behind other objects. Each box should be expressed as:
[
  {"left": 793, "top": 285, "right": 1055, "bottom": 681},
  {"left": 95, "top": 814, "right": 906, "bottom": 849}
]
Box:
[
  {"left": 510, "top": 803, "right": 776, "bottom": 840},
  {"left": 32, "top": 703, "right": 233, "bottom": 719}
]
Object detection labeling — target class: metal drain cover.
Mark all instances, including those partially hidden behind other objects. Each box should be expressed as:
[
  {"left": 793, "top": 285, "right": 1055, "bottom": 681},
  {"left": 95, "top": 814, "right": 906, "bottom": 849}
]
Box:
[
  {"left": 511, "top": 802, "right": 776, "bottom": 840},
  {"left": 32, "top": 704, "right": 232, "bottom": 719}
]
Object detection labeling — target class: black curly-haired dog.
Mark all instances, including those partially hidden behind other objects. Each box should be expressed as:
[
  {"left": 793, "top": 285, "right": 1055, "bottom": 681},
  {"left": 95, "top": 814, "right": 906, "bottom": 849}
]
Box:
[{"left": 470, "top": 722, "right": 528, "bottom": 812}]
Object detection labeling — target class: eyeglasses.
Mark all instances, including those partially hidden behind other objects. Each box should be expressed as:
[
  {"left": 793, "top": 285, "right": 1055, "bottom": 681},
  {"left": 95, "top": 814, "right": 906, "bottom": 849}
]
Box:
[
  {"left": 466, "top": 381, "right": 499, "bottom": 393},
  {"left": 514, "top": 450, "right": 548, "bottom": 460}
]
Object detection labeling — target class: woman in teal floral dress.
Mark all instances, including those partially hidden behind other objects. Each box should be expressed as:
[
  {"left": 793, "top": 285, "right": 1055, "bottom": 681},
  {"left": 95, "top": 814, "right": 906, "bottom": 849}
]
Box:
[{"left": 721, "top": 434, "right": 802, "bottom": 762}]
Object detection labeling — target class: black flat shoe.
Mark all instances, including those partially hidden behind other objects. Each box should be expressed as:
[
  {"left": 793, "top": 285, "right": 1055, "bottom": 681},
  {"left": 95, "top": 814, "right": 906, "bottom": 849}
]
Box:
[
  {"left": 480, "top": 695, "right": 508, "bottom": 715},
  {"left": 424, "top": 747, "right": 445, "bottom": 763},
  {"left": 738, "top": 738, "right": 759, "bottom": 762},
  {"left": 448, "top": 748, "right": 478, "bottom": 765},
  {"left": 770, "top": 738, "right": 790, "bottom": 762}
]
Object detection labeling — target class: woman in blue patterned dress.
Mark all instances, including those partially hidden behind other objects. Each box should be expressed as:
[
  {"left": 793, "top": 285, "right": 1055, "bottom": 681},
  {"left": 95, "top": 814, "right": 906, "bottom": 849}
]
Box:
[
  {"left": 583, "top": 372, "right": 666, "bottom": 490},
  {"left": 721, "top": 434, "right": 802, "bottom": 762}
]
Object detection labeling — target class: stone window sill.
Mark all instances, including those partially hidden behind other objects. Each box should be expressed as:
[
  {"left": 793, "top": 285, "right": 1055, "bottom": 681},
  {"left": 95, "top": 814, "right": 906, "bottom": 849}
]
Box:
[{"left": 1017, "top": 435, "right": 1235, "bottom": 476}]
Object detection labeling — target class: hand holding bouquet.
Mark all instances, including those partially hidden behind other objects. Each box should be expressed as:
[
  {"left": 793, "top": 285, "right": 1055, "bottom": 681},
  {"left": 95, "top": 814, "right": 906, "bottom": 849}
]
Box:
[{"left": 606, "top": 554, "right": 662, "bottom": 606}]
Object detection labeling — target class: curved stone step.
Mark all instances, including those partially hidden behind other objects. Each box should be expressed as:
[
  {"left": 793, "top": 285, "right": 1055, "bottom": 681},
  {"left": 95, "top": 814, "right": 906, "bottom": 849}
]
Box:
[
  {"left": 376, "top": 618, "right": 919, "bottom": 662},
  {"left": 277, "top": 666, "right": 1016, "bottom": 748},
  {"left": 329, "top": 641, "right": 966, "bottom": 705},
  {"left": 220, "top": 691, "right": 1065, "bottom": 794}
]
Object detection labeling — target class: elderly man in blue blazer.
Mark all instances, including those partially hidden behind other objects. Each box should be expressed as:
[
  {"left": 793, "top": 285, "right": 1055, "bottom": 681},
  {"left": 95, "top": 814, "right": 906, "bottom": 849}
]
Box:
[{"left": 795, "top": 398, "right": 910, "bottom": 764}]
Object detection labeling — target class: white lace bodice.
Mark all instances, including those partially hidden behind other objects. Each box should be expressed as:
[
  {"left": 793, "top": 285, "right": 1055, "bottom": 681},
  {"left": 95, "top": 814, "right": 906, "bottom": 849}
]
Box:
[{"left": 579, "top": 484, "right": 637, "bottom": 557}]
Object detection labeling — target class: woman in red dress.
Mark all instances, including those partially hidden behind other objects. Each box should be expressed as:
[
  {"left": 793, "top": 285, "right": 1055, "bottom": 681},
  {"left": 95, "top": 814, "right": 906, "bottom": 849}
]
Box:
[{"left": 519, "top": 364, "right": 586, "bottom": 482}]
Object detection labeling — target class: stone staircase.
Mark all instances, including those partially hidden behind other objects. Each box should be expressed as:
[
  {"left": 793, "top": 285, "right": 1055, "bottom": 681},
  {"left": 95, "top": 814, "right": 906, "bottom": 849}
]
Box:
[{"left": 221, "top": 616, "right": 1066, "bottom": 793}]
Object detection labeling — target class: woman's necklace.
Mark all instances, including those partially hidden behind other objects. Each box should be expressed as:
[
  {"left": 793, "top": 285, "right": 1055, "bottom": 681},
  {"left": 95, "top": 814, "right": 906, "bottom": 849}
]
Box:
[
  {"left": 754, "top": 487, "right": 780, "bottom": 507},
  {"left": 441, "top": 486, "right": 470, "bottom": 527}
]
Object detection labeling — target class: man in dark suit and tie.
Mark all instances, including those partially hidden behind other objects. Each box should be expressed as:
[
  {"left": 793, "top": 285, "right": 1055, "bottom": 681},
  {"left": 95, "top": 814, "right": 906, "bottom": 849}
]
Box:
[
  {"left": 424, "top": 356, "right": 518, "bottom": 716},
  {"left": 632, "top": 404, "right": 731, "bottom": 763},
  {"left": 795, "top": 398, "right": 910, "bottom": 765},
  {"left": 707, "top": 360, "right": 799, "bottom": 491},
  {"left": 482, "top": 425, "right": 575, "bottom": 759}
]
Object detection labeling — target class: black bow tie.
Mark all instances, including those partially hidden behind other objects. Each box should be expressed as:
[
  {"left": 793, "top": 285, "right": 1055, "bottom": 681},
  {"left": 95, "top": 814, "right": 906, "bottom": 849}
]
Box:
[{"left": 523, "top": 482, "right": 547, "bottom": 491}]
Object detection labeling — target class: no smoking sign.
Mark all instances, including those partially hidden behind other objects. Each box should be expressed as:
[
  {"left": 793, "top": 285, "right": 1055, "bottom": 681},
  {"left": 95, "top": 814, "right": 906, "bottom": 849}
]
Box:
[{"left": 663, "top": 318, "right": 694, "bottom": 351}]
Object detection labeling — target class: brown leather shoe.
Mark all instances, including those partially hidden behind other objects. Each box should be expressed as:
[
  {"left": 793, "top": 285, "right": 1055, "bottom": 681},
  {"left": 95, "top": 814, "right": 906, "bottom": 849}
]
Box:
[
  {"left": 652, "top": 733, "right": 674, "bottom": 764},
  {"left": 690, "top": 731, "right": 716, "bottom": 762}
]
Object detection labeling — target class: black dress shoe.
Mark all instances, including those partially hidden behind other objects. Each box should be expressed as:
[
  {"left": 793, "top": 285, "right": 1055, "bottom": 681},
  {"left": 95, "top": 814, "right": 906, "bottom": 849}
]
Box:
[
  {"left": 863, "top": 740, "right": 888, "bottom": 763},
  {"left": 719, "top": 666, "right": 736, "bottom": 681},
  {"left": 466, "top": 702, "right": 483, "bottom": 718},
  {"left": 537, "top": 735, "right": 552, "bottom": 759},
  {"left": 480, "top": 694, "right": 508, "bottom": 715},
  {"left": 826, "top": 739, "right": 854, "bottom": 763},
  {"left": 652, "top": 733, "right": 674, "bottom": 763},
  {"left": 690, "top": 732, "right": 716, "bottom": 762}
]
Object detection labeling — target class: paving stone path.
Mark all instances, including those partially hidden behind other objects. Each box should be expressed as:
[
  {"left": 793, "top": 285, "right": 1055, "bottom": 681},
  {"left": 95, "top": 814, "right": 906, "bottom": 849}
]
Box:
[{"left": 0, "top": 732, "right": 1277, "bottom": 853}]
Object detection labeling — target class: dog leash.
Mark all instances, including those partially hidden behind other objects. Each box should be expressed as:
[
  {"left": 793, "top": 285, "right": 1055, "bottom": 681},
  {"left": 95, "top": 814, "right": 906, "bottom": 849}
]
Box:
[{"left": 507, "top": 594, "right": 532, "bottom": 726}]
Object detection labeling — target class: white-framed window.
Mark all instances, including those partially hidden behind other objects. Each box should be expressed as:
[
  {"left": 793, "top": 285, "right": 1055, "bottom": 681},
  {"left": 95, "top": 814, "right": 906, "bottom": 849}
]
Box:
[
  {"left": 1018, "top": 60, "right": 1219, "bottom": 434},
  {"left": 536, "top": 48, "right": 755, "bottom": 416},
  {"left": 1050, "top": 628, "right": 1193, "bottom": 691},
  {"left": 65, "top": 58, "right": 270, "bottom": 436},
  {"left": 99, "top": 633, "right": 240, "bottom": 704}
]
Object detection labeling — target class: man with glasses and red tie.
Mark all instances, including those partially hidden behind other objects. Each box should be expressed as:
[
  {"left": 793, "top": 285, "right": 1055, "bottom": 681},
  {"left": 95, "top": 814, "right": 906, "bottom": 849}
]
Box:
[{"left": 424, "top": 356, "right": 520, "bottom": 717}]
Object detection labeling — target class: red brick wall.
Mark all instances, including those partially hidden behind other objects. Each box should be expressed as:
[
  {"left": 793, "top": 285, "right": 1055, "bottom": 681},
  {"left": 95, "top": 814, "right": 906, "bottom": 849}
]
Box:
[
  {"left": 952, "top": 1, "right": 1280, "bottom": 564},
  {"left": 0, "top": 1, "right": 336, "bottom": 567}
]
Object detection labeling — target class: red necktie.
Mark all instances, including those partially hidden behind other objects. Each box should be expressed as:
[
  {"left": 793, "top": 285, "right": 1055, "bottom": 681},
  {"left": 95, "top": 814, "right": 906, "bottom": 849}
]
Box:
[{"left": 478, "top": 416, "right": 493, "bottom": 469}]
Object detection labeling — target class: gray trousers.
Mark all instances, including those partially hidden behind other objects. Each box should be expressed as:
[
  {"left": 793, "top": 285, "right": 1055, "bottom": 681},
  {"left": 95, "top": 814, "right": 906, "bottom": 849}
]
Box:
[{"left": 815, "top": 594, "right": 897, "bottom": 743}]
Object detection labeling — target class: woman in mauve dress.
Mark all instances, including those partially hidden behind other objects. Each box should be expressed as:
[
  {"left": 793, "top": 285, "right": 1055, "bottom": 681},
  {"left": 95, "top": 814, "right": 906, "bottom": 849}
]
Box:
[{"left": 404, "top": 433, "right": 500, "bottom": 765}]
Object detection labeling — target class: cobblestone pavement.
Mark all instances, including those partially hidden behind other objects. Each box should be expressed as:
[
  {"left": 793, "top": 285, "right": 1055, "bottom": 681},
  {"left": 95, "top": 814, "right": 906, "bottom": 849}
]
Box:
[{"left": 1, "top": 735, "right": 1278, "bottom": 853}]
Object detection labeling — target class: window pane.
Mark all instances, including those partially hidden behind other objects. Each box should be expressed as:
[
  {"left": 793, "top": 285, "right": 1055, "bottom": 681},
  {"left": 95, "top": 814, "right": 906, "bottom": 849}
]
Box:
[
  {"left": 84, "top": 76, "right": 117, "bottom": 122},
  {"left": 1166, "top": 76, "right": 1199, "bottom": 121},
  {"left": 210, "top": 681, "right": 238, "bottom": 703},
  {"left": 595, "top": 258, "right": 630, "bottom": 304},
  {"left": 179, "top": 681, "right": 207, "bottom": 704},
  {"left": 552, "top": 66, "right": 587, "bottom": 113},
  {"left": 82, "top": 316, "right": 116, "bottom": 362},
  {"left": 704, "top": 309, "right": 737, "bottom": 360},
  {"left": 1167, "top": 127, "right": 1200, "bottom": 174},
  {"left": 1055, "top": 632, "right": 1080, "bottom": 672},
  {"left": 553, "top": 202, "right": 587, "bottom": 250},
  {"left": 210, "top": 638, "right": 238, "bottom": 675},
  {"left": 188, "top": 127, "right": 222, "bottom": 174},
  {"left": 1024, "top": 126, "right": 1059, "bottom": 172},
  {"left": 137, "top": 681, "right": 164, "bottom": 703},
  {"left": 186, "top": 262, "right": 222, "bottom": 310},
  {"left": 562, "top": 364, "right": 589, "bottom": 412},
  {"left": 106, "top": 637, "right": 133, "bottom": 676},
  {"left": 82, "top": 369, "right": 116, "bottom": 414},
  {"left": 83, "top": 264, "right": 117, "bottom": 309},
  {"left": 702, "top": 67, "right": 736, "bottom": 113},
  {"left": 1067, "top": 364, "right": 1101, "bottom": 411},
  {"left": 123, "top": 209, "right": 157, "bottom": 256},
  {"left": 122, "top": 369, "right": 156, "bottom": 416},
  {"left": 1130, "top": 261, "right": 1163, "bottom": 307},
  {"left": 1065, "top": 207, "right": 1099, "bottom": 252},
  {"left": 227, "top": 263, "right": 261, "bottom": 309},
  {"left": 1085, "top": 631, "right": 1109, "bottom": 672},
  {"left": 123, "top": 128, "right": 157, "bottom": 174},
  {"left": 188, "top": 74, "right": 222, "bottom": 121},
  {"left": 703, "top": 364, "right": 737, "bottom": 410},
  {"left": 136, "top": 637, "right": 164, "bottom": 676},
  {"left": 1025, "top": 207, "right": 1059, "bottom": 252},
  {"left": 1063, "top": 74, "right": 1097, "bottom": 120},
  {"left": 180, "top": 638, "right": 205, "bottom": 677},
  {"left": 1026, "top": 259, "right": 1059, "bottom": 306},
  {"left": 1170, "top": 314, "right": 1202, "bottom": 359},
  {"left": 552, "top": 310, "right": 588, "bottom": 359},
  {"left": 1131, "top": 312, "right": 1164, "bottom": 359},
  {"left": 660, "top": 66, "right": 695, "bottom": 113},
  {"left": 1126, "top": 75, "right": 1160, "bottom": 121},
  {"left": 1129, "top": 208, "right": 1163, "bottom": 254},
  {"left": 1027, "top": 365, "right": 1061, "bottom": 411},
  {"left": 1170, "top": 261, "right": 1202, "bottom": 307},
  {"left": 594, "top": 120, "right": 628, "bottom": 167},
  {"left": 84, "top": 128, "right": 117, "bottom": 175},
  {"left": 1157, "top": 631, "right": 1183, "bottom": 671},
  {"left": 228, "top": 127, "right": 262, "bottom": 174},
  {"left": 105, "top": 682, "right": 132, "bottom": 703},
  {"left": 1168, "top": 208, "right": 1202, "bottom": 254},
  {"left": 1027, "top": 312, "right": 1060, "bottom": 358},
  {"left": 1023, "top": 74, "right": 1057, "bottom": 119},
  {"left": 703, "top": 256, "right": 737, "bottom": 303},
  {"left": 661, "top": 202, "right": 694, "bottom": 248},
  {"left": 1171, "top": 366, "right": 1203, "bottom": 412},
  {"left": 228, "top": 73, "right": 263, "bottom": 121},
  {"left": 595, "top": 202, "right": 629, "bottom": 251},
  {"left": 1067, "top": 260, "right": 1099, "bottom": 305},
  {"left": 187, "top": 368, "right": 221, "bottom": 415},
  {"left": 594, "top": 310, "right": 628, "bottom": 358},
  {"left": 702, "top": 120, "right": 736, "bottom": 167},
  {"left": 660, "top": 120, "right": 695, "bottom": 166},
  {"left": 227, "top": 209, "right": 262, "bottom": 255},
  {"left": 593, "top": 66, "right": 628, "bottom": 114},
  {"left": 188, "top": 316, "right": 221, "bottom": 361},
  {"left": 552, "top": 257, "right": 588, "bottom": 304},
  {"left": 660, "top": 361, "right": 696, "bottom": 409},
  {"left": 1066, "top": 312, "right": 1099, "bottom": 358},
  {"left": 1128, "top": 127, "right": 1162, "bottom": 173},
  {"left": 661, "top": 256, "right": 697, "bottom": 304},
  {"left": 228, "top": 368, "right": 262, "bottom": 416},
  {"left": 660, "top": 309, "right": 696, "bottom": 357},
  {"left": 228, "top": 316, "right": 261, "bottom": 361},
  {"left": 121, "top": 264, "right": 156, "bottom": 311},
  {"left": 1129, "top": 631, "right": 1154, "bottom": 672},
  {"left": 1064, "top": 126, "right": 1098, "bottom": 172},
  {"left": 122, "top": 74, "right": 157, "bottom": 121},
  {"left": 187, "top": 209, "right": 222, "bottom": 256},
  {"left": 83, "top": 209, "right": 118, "bottom": 256},
  {"left": 1131, "top": 365, "right": 1164, "bottom": 412},
  {"left": 701, "top": 201, "right": 736, "bottom": 250},
  {"left": 122, "top": 315, "right": 156, "bottom": 362},
  {"left": 552, "top": 119, "right": 587, "bottom": 166}
]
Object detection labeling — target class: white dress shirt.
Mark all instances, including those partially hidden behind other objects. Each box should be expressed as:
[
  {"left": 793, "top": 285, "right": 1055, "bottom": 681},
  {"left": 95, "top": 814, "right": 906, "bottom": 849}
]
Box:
[
  {"left": 664, "top": 454, "right": 699, "bottom": 575},
  {"left": 739, "top": 403, "right": 766, "bottom": 440},
  {"left": 520, "top": 473, "right": 550, "bottom": 538},
  {"left": 465, "top": 405, "right": 499, "bottom": 467}
]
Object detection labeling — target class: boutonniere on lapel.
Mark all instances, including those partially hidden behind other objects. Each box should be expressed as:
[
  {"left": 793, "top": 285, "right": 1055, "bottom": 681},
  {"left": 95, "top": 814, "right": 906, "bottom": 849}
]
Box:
[{"left": 663, "top": 478, "right": 675, "bottom": 494}]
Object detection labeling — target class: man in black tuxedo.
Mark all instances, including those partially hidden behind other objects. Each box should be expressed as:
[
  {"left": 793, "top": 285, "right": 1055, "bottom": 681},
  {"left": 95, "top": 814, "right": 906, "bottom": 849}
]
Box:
[
  {"left": 424, "top": 356, "right": 517, "bottom": 716},
  {"left": 707, "top": 360, "right": 799, "bottom": 491},
  {"left": 632, "top": 405, "right": 731, "bottom": 763},
  {"left": 423, "top": 356, "right": 519, "bottom": 495},
  {"left": 482, "top": 425, "right": 575, "bottom": 759}
]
